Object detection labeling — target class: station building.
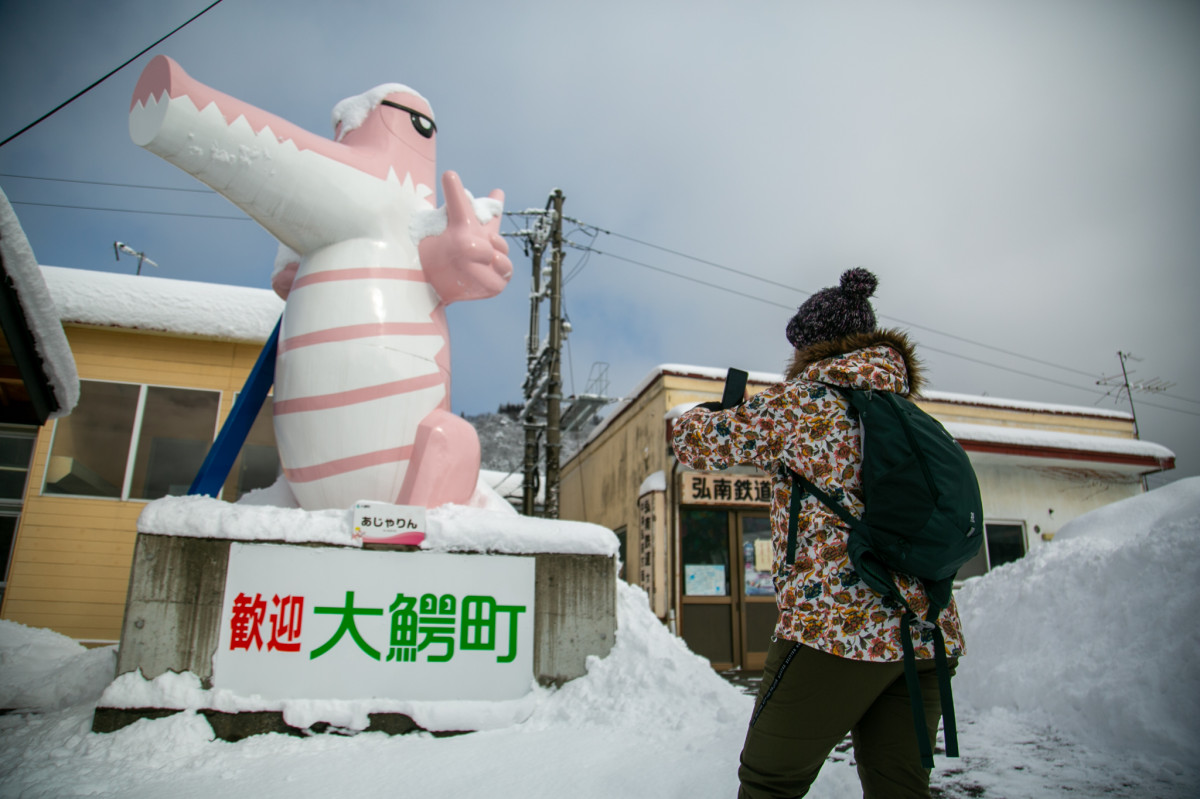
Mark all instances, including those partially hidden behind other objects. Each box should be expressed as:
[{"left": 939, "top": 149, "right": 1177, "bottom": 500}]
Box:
[{"left": 557, "top": 365, "right": 1175, "bottom": 672}]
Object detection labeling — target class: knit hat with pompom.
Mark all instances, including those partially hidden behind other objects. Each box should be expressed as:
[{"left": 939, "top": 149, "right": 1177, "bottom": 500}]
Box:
[{"left": 785, "top": 268, "right": 878, "bottom": 350}]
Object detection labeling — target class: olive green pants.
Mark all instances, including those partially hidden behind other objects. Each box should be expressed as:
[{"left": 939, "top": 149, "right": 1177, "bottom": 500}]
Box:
[{"left": 738, "top": 638, "right": 956, "bottom": 799}]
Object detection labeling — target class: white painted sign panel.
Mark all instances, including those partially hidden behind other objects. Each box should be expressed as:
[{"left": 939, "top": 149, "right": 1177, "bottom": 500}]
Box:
[
  {"left": 352, "top": 500, "right": 427, "bottom": 546},
  {"left": 212, "top": 543, "right": 535, "bottom": 702}
]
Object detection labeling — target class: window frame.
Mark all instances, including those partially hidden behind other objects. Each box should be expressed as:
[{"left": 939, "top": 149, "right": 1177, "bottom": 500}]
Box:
[
  {"left": 0, "top": 425, "right": 38, "bottom": 589},
  {"left": 956, "top": 518, "right": 1028, "bottom": 580},
  {"left": 41, "top": 378, "right": 224, "bottom": 503}
]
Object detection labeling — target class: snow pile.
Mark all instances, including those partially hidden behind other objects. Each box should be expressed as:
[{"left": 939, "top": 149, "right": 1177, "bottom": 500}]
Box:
[
  {"left": 0, "top": 620, "right": 115, "bottom": 712},
  {"left": 955, "top": 476, "right": 1200, "bottom": 770},
  {"left": 524, "top": 583, "right": 747, "bottom": 733},
  {"left": 4, "top": 483, "right": 1200, "bottom": 796},
  {"left": 138, "top": 494, "right": 355, "bottom": 546},
  {"left": 138, "top": 476, "right": 617, "bottom": 557}
]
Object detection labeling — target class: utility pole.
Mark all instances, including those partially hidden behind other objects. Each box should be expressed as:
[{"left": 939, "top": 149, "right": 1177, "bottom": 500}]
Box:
[
  {"left": 512, "top": 191, "right": 562, "bottom": 516},
  {"left": 544, "top": 190, "right": 565, "bottom": 518},
  {"left": 506, "top": 190, "right": 611, "bottom": 518},
  {"left": 520, "top": 227, "right": 545, "bottom": 516}
]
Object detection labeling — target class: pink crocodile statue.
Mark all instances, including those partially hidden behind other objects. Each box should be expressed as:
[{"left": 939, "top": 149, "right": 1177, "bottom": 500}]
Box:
[{"left": 129, "top": 55, "right": 512, "bottom": 512}]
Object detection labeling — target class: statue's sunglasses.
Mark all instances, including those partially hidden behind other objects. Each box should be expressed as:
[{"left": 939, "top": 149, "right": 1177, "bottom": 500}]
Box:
[{"left": 381, "top": 100, "right": 436, "bottom": 139}]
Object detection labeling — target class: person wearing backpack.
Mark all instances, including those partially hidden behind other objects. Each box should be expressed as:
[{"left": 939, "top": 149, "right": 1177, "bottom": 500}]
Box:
[{"left": 671, "top": 268, "right": 967, "bottom": 799}]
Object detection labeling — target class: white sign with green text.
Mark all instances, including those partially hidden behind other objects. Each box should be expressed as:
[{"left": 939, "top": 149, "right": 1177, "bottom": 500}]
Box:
[{"left": 211, "top": 543, "right": 535, "bottom": 701}]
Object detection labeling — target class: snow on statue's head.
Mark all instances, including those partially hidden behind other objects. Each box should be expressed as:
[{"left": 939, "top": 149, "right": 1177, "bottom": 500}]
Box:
[
  {"left": 130, "top": 55, "right": 512, "bottom": 512},
  {"left": 332, "top": 83, "right": 438, "bottom": 191}
]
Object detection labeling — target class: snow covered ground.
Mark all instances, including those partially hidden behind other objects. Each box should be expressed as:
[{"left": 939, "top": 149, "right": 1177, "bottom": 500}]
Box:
[{"left": 2, "top": 478, "right": 1197, "bottom": 798}]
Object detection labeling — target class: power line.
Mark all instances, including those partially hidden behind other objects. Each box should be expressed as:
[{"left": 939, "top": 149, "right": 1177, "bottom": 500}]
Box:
[
  {"left": 0, "top": 0, "right": 226, "bottom": 148},
  {"left": 567, "top": 241, "right": 796, "bottom": 311},
  {"left": 0, "top": 172, "right": 216, "bottom": 194},
  {"left": 10, "top": 200, "right": 250, "bottom": 222},
  {"left": 596, "top": 227, "right": 1101, "bottom": 381},
  {"left": 574, "top": 239, "right": 1200, "bottom": 416},
  {"left": 601, "top": 228, "right": 803, "bottom": 294},
  {"left": 9, "top": 174, "right": 1197, "bottom": 414}
]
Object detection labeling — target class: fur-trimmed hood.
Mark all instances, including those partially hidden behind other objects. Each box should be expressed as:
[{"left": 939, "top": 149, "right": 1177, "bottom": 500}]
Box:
[{"left": 784, "top": 327, "right": 924, "bottom": 397}]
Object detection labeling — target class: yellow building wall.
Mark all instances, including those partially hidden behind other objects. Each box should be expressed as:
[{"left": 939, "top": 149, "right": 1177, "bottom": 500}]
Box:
[
  {"left": 559, "top": 371, "right": 776, "bottom": 618},
  {"left": 0, "top": 324, "right": 265, "bottom": 643}
]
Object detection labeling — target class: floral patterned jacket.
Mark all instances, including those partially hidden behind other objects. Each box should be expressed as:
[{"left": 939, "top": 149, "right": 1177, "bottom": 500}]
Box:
[{"left": 671, "top": 330, "right": 965, "bottom": 662}]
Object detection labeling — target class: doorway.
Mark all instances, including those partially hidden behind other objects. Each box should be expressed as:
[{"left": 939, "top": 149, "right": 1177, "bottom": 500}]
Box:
[{"left": 679, "top": 508, "right": 777, "bottom": 670}]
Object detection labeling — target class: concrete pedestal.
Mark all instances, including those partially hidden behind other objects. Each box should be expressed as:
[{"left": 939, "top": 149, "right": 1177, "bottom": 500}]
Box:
[{"left": 95, "top": 533, "right": 617, "bottom": 738}]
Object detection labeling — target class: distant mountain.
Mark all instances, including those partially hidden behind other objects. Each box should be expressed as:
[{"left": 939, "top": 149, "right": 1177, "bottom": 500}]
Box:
[{"left": 467, "top": 406, "right": 598, "bottom": 475}]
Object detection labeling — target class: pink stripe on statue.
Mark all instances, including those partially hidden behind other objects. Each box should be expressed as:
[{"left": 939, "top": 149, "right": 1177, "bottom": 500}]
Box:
[
  {"left": 291, "top": 268, "right": 429, "bottom": 291},
  {"left": 279, "top": 322, "right": 441, "bottom": 353},
  {"left": 283, "top": 445, "right": 415, "bottom": 483},
  {"left": 274, "top": 372, "right": 445, "bottom": 415}
]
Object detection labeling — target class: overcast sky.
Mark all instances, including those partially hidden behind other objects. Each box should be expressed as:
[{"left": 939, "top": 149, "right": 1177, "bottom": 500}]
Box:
[{"left": 1, "top": 0, "right": 1196, "bottom": 486}]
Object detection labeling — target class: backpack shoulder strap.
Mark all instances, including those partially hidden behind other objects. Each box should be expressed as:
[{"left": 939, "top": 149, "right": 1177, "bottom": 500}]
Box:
[{"left": 782, "top": 466, "right": 863, "bottom": 565}]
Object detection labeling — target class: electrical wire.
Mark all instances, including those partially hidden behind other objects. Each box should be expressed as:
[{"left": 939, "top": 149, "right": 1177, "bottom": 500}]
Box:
[
  {"left": 598, "top": 228, "right": 1102, "bottom": 381},
  {"left": 0, "top": 172, "right": 216, "bottom": 194},
  {"left": 9, "top": 170, "right": 1196, "bottom": 414},
  {"left": 1, "top": 0, "right": 227, "bottom": 148},
  {"left": 571, "top": 239, "right": 1200, "bottom": 416},
  {"left": 10, "top": 200, "right": 250, "bottom": 222}
]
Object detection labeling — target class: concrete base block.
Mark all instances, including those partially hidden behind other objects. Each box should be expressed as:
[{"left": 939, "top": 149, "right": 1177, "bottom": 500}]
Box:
[{"left": 98, "top": 533, "right": 617, "bottom": 737}]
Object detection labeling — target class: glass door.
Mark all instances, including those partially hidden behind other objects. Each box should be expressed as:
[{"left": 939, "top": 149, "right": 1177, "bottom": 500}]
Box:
[
  {"left": 679, "top": 508, "right": 737, "bottom": 670},
  {"left": 738, "top": 513, "right": 776, "bottom": 671}
]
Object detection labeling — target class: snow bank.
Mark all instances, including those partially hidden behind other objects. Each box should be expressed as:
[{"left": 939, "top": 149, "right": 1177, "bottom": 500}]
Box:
[
  {"left": 0, "top": 620, "right": 115, "bottom": 712},
  {"left": 954, "top": 477, "right": 1200, "bottom": 770},
  {"left": 523, "top": 582, "right": 747, "bottom": 734}
]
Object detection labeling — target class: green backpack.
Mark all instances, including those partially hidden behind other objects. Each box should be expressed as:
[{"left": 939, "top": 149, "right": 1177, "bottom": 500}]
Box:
[{"left": 782, "top": 386, "right": 984, "bottom": 768}]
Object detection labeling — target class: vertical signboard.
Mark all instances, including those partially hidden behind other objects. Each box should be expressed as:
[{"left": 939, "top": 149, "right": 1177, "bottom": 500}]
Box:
[{"left": 212, "top": 543, "right": 535, "bottom": 701}]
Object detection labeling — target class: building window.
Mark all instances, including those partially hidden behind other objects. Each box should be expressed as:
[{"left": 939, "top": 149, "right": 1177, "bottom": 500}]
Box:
[
  {"left": 613, "top": 525, "right": 627, "bottom": 580},
  {"left": 44, "top": 380, "right": 220, "bottom": 501},
  {"left": 957, "top": 521, "right": 1028, "bottom": 580},
  {"left": 0, "top": 427, "right": 36, "bottom": 593},
  {"left": 681, "top": 508, "right": 730, "bottom": 596},
  {"left": 222, "top": 396, "right": 280, "bottom": 502}
]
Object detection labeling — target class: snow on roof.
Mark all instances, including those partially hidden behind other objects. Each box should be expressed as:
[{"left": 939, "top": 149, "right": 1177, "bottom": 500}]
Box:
[
  {"left": 41, "top": 266, "right": 284, "bottom": 343},
  {"left": 0, "top": 190, "right": 79, "bottom": 417},
  {"left": 920, "top": 389, "right": 1132, "bottom": 421},
  {"left": 946, "top": 421, "right": 1175, "bottom": 462},
  {"left": 578, "top": 362, "right": 1155, "bottom": 461}
]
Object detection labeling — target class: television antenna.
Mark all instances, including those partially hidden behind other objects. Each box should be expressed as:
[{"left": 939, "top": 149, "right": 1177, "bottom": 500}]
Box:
[
  {"left": 114, "top": 241, "right": 158, "bottom": 275},
  {"left": 1095, "top": 351, "right": 1173, "bottom": 439}
]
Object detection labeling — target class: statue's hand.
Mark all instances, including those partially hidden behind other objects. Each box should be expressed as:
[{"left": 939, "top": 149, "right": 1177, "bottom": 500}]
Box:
[{"left": 419, "top": 171, "right": 512, "bottom": 303}]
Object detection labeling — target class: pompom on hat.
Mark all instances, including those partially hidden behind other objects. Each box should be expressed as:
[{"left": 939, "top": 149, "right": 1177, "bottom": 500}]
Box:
[{"left": 785, "top": 267, "right": 879, "bottom": 350}]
